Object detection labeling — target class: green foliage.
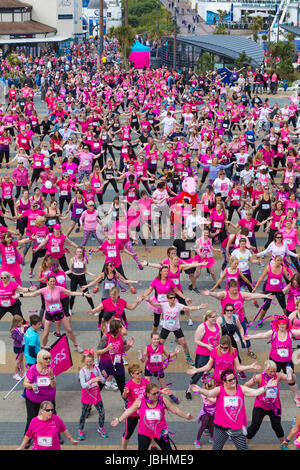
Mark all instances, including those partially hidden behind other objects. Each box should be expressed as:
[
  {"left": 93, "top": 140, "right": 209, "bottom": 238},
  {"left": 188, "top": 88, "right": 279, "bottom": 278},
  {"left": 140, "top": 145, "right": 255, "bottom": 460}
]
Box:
[
  {"left": 121, "top": 0, "right": 173, "bottom": 38},
  {"left": 6, "top": 53, "right": 21, "bottom": 67},
  {"left": 214, "top": 26, "right": 229, "bottom": 35},
  {"left": 196, "top": 52, "right": 214, "bottom": 75},
  {"left": 267, "top": 40, "right": 296, "bottom": 81},
  {"left": 235, "top": 50, "right": 252, "bottom": 69},
  {"left": 216, "top": 9, "right": 228, "bottom": 21},
  {"left": 113, "top": 24, "right": 136, "bottom": 68}
]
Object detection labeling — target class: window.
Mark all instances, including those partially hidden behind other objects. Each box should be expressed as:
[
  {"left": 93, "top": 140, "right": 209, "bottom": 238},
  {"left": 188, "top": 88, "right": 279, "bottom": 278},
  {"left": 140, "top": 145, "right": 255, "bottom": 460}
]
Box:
[{"left": 58, "top": 14, "right": 73, "bottom": 20}]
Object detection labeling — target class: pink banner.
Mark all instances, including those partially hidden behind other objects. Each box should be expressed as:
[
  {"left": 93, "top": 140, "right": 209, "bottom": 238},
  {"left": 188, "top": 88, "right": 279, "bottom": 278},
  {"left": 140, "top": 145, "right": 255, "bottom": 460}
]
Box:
[{"left": 49, "top": 334, "right": 73, "bottom": 376}]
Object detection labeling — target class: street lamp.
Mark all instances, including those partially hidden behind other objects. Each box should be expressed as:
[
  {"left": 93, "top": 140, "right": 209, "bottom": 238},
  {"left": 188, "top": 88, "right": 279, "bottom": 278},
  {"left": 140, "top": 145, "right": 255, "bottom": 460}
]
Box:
[
  {"left": 172, "top": 7, "right": 177, "bottom": 69},
  {"left": 98, "top": 0, "right": 104, "bottom": 60}
]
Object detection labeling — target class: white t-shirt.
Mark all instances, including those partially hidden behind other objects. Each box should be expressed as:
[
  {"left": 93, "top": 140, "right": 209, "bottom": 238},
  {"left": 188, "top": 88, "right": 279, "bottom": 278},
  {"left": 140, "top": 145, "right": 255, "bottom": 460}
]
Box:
[
  {"left": 160, "top": 301, "right": 184, "bottom": 331},
  {"left": 240, "top": 168, "right": 254, "bottom": 185},
  {"left": 161, "top": 116, "right": 177, "bottom": 135},
  {"left": 213, "top": 177, "right": 232, "bottom": 197},
  {"left": 232, "top": 248, "right": 252, "bottom": 272}
]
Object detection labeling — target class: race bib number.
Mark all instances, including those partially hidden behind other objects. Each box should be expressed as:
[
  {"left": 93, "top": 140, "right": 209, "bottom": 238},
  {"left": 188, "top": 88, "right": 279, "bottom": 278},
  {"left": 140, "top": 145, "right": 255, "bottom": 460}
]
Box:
[
  {"left": 224, "top": 396, "right": 238, "bottom": 408},
  {"left": 1, "top": 299, "right": 11, "bottom": 307},
  {"left": 145, "top": 409, "right": 161, "bottom": 421},
  {"left": 180, "top": 251, "right": 189, "bottom": 259},
  {"left": 165, "top": 318, "right": 176, "bottom": 329},
  {"left": 213, "top": 222, "right": 222, "bottom": 229},
  {"left": 270, "top": 278, "right": 280, "bottom": 286},
  {"left": 157, "top": 294, "right": 167, "bottom": 302},
  {"left": 74, "top": 262, "right": 84, "bottom": 269},
  {"left": 37, "top": 437, "right": 52, "bottom": 447},
  {"left": 37, "top": 377, "right": 50, "bottom": 387},
  {"left": 75, "top": 208, "right": 83, "bottom": 215},
  {"left": 48, "top": 303, "right": 61, "bottom": 313},
  {"left": 61, "top": 191, "right": 68, "bottom": 196},
  {"left": 113, "top": 354, "right": 121, "bottom": 365},
  {"left": 6, "top": 255, "right": 15, "bottom": 264},
  {"left": 107, "top": 250, "right": 116, "bottom": 258},
  {"left": 265, "top": 387, "right": 277, "bottom": 399},
  {"left": 277, "top": 348, "right": 288, "bottom": 358},
  {"left": 104, "top": 282, "right": 115, "bottom": 290},
  {"left": 51, "top": 246, "right": 60, "bottom": 253},
  {"left": 150, "top": 354, "right": 162, "bottom": 363}
]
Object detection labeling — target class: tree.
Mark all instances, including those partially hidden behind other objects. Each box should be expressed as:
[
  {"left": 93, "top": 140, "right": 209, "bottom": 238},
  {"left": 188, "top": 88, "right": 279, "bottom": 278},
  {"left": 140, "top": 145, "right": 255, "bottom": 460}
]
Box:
[
  {"left": 113, "top": 25, "right": 136, "bottom": 68},
  {"left": 216, "top": 9, "right": 228, "bottom": 23},
  {"left": 267, "top": 39, "right": 296, "bottom": 81},
  {"left": 214, "top": 26, "right": 229, "bottom": 35},
  {"left": 235, "top": 50, "right": 252, "bottom": 69},
  {"left": 250, "top": 16, "right": 264, "bottom": 42},
  {"left": 196, "top": 52, "right": 214, "bottom": 75}
]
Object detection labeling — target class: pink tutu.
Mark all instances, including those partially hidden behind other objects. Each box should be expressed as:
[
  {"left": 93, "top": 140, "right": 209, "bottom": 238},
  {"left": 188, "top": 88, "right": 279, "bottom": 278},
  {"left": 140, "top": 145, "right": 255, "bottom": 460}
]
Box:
[
  {"left": 147, "top": 296, "right": 161, "bottom": 314},
  {"left": 198, "top": 256, "right": 216, "bottom": 268}
]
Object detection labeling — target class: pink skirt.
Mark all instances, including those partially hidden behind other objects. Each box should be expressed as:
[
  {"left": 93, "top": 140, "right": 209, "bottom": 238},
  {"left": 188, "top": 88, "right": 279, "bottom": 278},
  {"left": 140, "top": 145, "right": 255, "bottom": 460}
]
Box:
[
  {"left": 147, "top": 296, "right": 161, "bottom": 314},
  {"left": 198, "top": 256, "right": 216, "bottom": 268}
]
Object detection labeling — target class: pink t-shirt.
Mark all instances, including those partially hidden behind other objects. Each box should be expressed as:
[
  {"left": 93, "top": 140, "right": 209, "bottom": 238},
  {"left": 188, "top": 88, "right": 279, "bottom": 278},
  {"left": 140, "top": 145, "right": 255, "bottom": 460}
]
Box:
[
  {"left": 26, "top": 415, "right": 66, "bottom": 450},
  {"left": 210, "top": 346, "right": 238, "bottom": 385},
  {"left": 102, "top": 297, "right": 127, "bottom": 321},
  {"left": 39, "top": 286, "right": 65, "bottom": 314},
  {"left": 125, "top": 377, "right": 150, "bottom": 417},
  {"left": 99, "top": 239, "right": 124, "bottom": 267}
]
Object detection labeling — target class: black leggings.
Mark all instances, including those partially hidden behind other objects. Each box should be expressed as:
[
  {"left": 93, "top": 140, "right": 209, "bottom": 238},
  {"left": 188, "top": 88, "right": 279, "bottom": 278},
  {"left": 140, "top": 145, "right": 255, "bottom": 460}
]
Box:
[
  {"left": 123, "top": 416, "right": 139, "bottom": 440},
  {"left": 189, "top": 354, "right": 210, "bottom": 385},
  {"left": 69, "top": 274, "right": 94, "bottom": 309},
  {"left": 262, "top": 285, "right": 286, "bottom": 312},
  {"left": 99, "top": 373, "right": 125, "bottom": 396},
  {"left": 102, "top": 178, "right": 119, "bottom": 195},
  {"left": 197, "top": 413, "right": 215, "bottom": 440},
  {"left": 30, "top": 249, "right": 47, "bottom": 271},
  {"left": 0, "top": 148, "right": 9, "bottom": 164},
  {"left": 0, "top": 299, "right": 24, "bottom": 321},
  {"left": 138, "top": 433, "right": 172, "bottom": 450},
  {"left": 15, "top": 186, "right": 29, "bottom": 200},
  {"left": 247, "top": 406, "right": 284, "bottom": 440},
  {"left": 228, "top": 205, "right": 241, "bottom": 221},
  {"left": 1, "top": 198, "right": 15, "bottom": 216}
]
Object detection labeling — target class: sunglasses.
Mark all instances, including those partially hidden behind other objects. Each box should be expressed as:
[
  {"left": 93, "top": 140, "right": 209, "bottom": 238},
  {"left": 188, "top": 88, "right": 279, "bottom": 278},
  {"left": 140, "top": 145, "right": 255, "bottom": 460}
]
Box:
[
  {"left": 43, "top": 409, "right": 54, "bottom": 413},
  {"left": 1, "top": 276, "right": 7, "bottom": 279},
  {"left": 135, "top": 371, "right": 142, "bottom": 375},
  {"left": 225, "top": 309, "right": 234, "bottom": 312},
  {"left": 167, "top": 296, "right": 176, "bottom": 299},
  {"left": 150, "top": 391, "right": 159, "bottom": 396}
]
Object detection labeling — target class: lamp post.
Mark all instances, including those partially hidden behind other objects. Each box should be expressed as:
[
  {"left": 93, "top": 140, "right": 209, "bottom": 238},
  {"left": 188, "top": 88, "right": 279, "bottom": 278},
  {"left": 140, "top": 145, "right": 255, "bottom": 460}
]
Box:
[
  {"left": 98, "top": 0, "right": 104, "bottom": 60},
  {"left": 172, "top": 7, "right": 177, "bottom": 69},
  {"left": 124, "top": 0, "right": 128, "bottom": 25}
]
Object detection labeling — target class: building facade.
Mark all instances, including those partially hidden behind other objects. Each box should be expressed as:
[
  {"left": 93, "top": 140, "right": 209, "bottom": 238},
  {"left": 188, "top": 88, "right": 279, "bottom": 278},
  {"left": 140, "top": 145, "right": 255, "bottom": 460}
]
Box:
[
  {"left": 25, "top": 0, "right": 83, "bottom": 37},
  {"left": 82, "top": 0, "right": 122, "bottom": 36}
]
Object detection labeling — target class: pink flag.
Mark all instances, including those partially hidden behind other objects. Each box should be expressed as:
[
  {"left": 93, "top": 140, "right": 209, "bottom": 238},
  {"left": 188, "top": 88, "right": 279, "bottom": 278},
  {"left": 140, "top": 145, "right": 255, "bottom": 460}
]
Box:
[{"left": 49, "top": 334, "right": 73, "bottom": 376}]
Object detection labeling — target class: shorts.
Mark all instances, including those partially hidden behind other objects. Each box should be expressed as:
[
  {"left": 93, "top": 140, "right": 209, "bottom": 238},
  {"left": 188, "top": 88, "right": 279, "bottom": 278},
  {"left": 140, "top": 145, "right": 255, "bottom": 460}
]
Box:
[
  {"left": 144, "top": 366, "right": 165, "bottom": 379},
  {"left": 160, "top": 327, "right": 184, "bottom": 340},
  {"left": 14, "top": 345, "right": 24, "bottom": 355},
  {"left": 71, "top": 216, "right": 80, "bottom": 223},
  {"left": 45, "top": 310, "right": 65, "bottom": 322},
  {"left": 270, "top": 357, "right": 294, "bottom": 375},
  {"left": 185, "top": 267, "right": 195, "bottom": 275}
]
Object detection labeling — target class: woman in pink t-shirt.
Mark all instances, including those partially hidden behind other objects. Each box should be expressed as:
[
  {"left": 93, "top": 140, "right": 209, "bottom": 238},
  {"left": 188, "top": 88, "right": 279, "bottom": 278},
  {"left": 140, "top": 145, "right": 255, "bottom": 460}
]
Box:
[
  {"left": 17, "top": 401, "right": 77, "bottom": 450},
  {"left": 17, "top": 275, "right": 88, "bottom": 351},
  {"left": 190, "top": 367, "right": 276, "bottom": 450}
]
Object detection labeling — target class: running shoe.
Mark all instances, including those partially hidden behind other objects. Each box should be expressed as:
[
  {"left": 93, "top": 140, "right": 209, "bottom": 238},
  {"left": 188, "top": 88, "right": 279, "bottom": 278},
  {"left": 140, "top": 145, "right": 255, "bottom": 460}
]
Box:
[
  {"left": 28, "top": 272, "right": 33, "bottom": 278},
  {"left": 170, "top": 394, "right": 179, "bottom": 404},
  {"left": 75, "top": 227, "right": 80, "bottom": 233},
  {"left": 194, "top": 440, "right": 201, "bottom": 449},
  {"left": 238, "top": 371, "right": 247, "bottom": 380},
  {"left": 105, "top": 382, "right": 118, "bottom": 391},
  {"left": 97, "top": 427, "right": 108, "bottom": 438},
  {"left": 294, "top": 397, "right": 300, "bottom": 407},
  {"left": 138, "top": 264, "right": 144, "bottom": 270},
  {"left": 186, "top": 356, "right": 195, "bottom": 366},
  {"left": 13, "top": 374, "right": 22, "bottom": 381},
  {"left": 153, "top": 239, "right": 157, "bottom": 246},
  {"left": 77, "top": 430, "right": 85, "bottom": 440},
  {"left": 187, "top": 318, "right": 194, "bottom": 326},
  {"left": 75, "top": 344, "right": 84, "bottom": 353},
  {"left": 93, "top": 286, "right": 99, "bottom": 294},
  {"left": 130, "top": 287, "right": 137, "bottom": 294},
  {"left": 185, "top": 390, "right": 192, "bottom": 400},
  {"left": 188, "top": 284, "right": 193, "bottom": 291},
  {"left": 53, "top": 332, "right": 61, "bottom": 338},
  {"left": 253, "top": 300, "right": 259, "bottom": 308},
  {"left": 192, "top": 288, "right": 200, "bottom": 294},
  {"left": 281, "top": 443, "right": 289, "bottom": 450}
]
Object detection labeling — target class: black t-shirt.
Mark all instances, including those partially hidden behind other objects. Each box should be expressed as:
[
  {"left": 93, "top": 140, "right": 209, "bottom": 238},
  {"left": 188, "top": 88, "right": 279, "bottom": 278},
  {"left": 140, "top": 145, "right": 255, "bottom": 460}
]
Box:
[{"left": 173, "top": 238, "right": 192, "bottom": 261}]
